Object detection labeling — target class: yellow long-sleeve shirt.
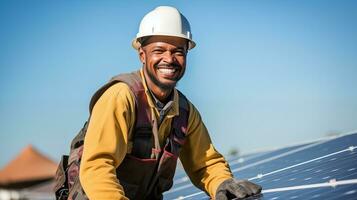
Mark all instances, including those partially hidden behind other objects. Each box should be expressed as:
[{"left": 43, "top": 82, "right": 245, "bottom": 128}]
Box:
[{"left": 79, "top": 69, "right": 233, "bottom": 199}]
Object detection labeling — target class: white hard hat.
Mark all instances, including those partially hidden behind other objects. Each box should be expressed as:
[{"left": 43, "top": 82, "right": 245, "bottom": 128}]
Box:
[{"left": 132, "top": 6, "right": 196, "bottom": 50}]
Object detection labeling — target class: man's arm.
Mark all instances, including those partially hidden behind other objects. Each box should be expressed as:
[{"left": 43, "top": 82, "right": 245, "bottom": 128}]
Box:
[
  {"left": 79, "top": 83, "right": 135, "bottom": 199},
  {"left": 179, "top": 102, "right": 262, "bottom": 199},
  {"left": 179, "top": 103, "right": 233, "bottom": 198}
]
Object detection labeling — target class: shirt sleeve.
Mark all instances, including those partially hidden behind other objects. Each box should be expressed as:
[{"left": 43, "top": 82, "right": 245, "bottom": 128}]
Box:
[
  {"left": 79, "top": 82, "right": 135, "bottom": 200},
  {"left": 179, "top": 102, "right": 233, "bottom": 198}
]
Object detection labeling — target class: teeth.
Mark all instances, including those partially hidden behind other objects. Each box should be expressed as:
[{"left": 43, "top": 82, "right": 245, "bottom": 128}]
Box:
[{"left": 158, "top": 68, "right": 176, "bottom": 74}]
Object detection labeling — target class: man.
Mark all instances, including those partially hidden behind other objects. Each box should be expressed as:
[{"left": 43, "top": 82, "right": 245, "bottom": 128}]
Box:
[{"left": 79, "top": 6, "right": 262, "bottom": 200}]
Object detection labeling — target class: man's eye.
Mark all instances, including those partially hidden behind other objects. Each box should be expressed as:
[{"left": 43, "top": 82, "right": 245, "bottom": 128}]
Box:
[
  {"left": 153, "top": 49, "right": 164, "bottom": 53},
  {"left": 174, "top": 51, "right": 185, "bottom": 56}
]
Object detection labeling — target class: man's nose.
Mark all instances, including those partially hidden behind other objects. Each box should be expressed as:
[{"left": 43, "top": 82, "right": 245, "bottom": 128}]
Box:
[{"left": 162, "top": 51, "right": 175, "bottom": 63}]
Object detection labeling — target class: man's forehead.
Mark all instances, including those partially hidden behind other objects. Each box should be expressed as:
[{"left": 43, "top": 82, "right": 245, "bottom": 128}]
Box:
[{"left": 142, "top": 36, "right": 188, "bottom": 49}]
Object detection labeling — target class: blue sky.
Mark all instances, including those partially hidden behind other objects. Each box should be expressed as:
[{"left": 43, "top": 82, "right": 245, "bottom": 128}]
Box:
[{"left": 0, "top": 0, "right": 357, "bottom": 167}]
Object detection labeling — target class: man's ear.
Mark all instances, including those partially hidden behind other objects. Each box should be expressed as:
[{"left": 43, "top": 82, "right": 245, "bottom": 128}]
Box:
[{"left": 138, "top": 47, "right": 146, "bottom": 64}]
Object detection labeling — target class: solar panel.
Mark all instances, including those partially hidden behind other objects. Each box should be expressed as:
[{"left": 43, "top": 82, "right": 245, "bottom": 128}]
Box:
[{"left": 165, "top": 132, "right": 357, "bottom": 200}]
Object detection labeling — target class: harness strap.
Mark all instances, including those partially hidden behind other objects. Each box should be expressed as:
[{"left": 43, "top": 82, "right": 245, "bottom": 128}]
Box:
[
  {"left": 89, "top": 71, "right": 155, "bottom": 158},
  {"left": 89, "top": 70, "right": 151, "bottom": 127}
]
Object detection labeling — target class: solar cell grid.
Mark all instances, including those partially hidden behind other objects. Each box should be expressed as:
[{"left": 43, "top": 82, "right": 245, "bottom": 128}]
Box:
[
  {"left": 167, "top": 142, "right": 319, "bottom": 196},
  {"left": 165, "top": 132, "right": 357, "bottom": 200},
  {"left": 169, "top": 153, "right": 267, "bottom": 194}
]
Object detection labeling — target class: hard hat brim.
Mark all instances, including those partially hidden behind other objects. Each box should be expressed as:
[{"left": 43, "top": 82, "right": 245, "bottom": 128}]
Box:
[{"left": 132, "top": 35, "right": 196, "bottom": 50}]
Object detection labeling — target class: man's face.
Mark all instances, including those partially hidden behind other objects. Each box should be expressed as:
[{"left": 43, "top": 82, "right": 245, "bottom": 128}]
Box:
[{"left": 139, "top": 36, "right": 188, "bottom": 91}]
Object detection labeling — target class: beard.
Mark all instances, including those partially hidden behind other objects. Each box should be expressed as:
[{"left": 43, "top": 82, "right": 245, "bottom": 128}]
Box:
[{"left": 144, "top": 63, "right": 185, "bottom": 91}]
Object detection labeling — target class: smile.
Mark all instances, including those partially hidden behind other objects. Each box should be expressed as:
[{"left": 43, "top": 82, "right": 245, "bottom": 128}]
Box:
[{"left": 157, "top": 68, "right": 177, "bottom": 75}]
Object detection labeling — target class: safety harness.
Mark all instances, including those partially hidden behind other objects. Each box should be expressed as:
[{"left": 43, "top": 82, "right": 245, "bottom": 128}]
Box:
[{"left": 54, "top": 70, "right": 189, "bottom": 200}]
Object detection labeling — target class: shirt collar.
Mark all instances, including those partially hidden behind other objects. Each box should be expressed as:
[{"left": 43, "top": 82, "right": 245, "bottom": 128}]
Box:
[{"left": 148, "top": 88, "right": 171, "bottom": 110}]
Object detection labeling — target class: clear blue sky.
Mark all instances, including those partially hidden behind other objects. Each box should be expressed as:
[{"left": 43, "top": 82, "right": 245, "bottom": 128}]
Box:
[{"left": 1, "top": 0, "right": 357, "bottom": 167}]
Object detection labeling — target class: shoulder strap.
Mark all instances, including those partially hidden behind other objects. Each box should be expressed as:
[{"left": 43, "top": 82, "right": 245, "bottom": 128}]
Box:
[
  {"left": 172, "top": 90, "right": 189, "bottom": 140},
  {"left": 88, "top": 70, "right": 152, "bottom": 127}
]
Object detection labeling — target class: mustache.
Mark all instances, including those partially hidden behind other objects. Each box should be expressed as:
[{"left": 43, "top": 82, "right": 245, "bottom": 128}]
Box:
[{"left": 155, "top": 63, "right": 181, "bottom": 69}]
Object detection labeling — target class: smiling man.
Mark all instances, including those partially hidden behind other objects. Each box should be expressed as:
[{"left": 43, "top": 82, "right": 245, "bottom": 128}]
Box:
[{"left": 78, "top": 6, "right": 262, "bottom": 200}]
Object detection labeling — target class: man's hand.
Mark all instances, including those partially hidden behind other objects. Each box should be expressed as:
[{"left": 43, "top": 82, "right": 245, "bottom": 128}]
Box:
[{"left": 215, "top": 178, "right": 262, "bottom": 200}]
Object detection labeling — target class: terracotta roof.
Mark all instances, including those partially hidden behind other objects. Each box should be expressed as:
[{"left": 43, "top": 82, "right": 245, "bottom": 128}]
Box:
[{"left": 0, "top": 145, "right": 57, "bottom": 185}]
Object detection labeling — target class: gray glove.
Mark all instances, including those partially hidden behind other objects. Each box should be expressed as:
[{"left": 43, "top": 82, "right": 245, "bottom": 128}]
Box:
[{"left": 215, "top": 178, "right": 262, "bottom": 200}]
